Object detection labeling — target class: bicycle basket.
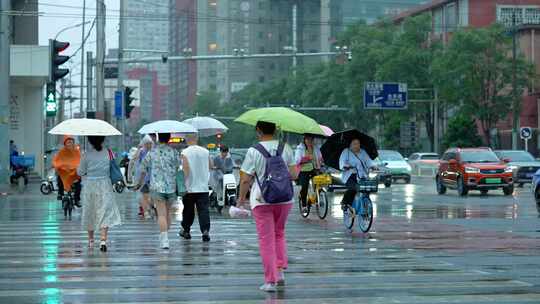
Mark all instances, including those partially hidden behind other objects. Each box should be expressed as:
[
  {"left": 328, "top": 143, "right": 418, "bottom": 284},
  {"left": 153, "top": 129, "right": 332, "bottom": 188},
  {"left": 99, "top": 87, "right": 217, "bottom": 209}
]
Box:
[
  {"left": 313, "top": 174, "right": 332, "bottom": 186},
  {"left": 356, "top": 178, "right": 378, "bottom": 193}
]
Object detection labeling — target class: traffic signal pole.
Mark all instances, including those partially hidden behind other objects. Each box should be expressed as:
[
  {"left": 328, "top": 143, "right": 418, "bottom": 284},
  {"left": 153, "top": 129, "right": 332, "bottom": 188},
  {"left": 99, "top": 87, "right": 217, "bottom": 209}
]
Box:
[{"left": 117, "top": 0, "right": 126, "bottom": 151}]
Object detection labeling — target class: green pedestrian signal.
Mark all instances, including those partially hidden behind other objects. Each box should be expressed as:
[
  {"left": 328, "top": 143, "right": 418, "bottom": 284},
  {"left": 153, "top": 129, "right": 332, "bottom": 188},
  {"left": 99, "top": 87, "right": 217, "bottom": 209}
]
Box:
[{"left": 45, "top": 82, "right": 57, "bottom": 117}]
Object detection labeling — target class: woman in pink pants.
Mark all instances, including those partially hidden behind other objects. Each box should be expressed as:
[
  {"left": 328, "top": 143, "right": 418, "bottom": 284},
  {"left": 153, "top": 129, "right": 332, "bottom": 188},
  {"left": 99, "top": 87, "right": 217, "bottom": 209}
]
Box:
[{"left": 239, "top": 121, "right": 298, "bottom": 292}]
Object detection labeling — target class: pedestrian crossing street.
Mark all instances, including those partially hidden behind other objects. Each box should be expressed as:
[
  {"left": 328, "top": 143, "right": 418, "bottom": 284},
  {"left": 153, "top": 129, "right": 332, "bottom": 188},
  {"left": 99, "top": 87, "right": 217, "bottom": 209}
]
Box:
[{"left": 0, "top": 190, "right": 539, "bottom": 303}]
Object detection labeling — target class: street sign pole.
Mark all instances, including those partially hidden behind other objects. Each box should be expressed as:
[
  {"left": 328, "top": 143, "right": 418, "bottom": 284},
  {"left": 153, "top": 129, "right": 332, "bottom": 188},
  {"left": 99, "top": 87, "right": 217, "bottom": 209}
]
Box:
[{"left": 520, "top": 127, "right": 532, "bottom": 152}]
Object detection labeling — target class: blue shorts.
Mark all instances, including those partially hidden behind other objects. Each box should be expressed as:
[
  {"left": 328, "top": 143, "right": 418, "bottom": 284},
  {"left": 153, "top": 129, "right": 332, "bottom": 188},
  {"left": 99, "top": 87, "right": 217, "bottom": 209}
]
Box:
[{"left": 151, "top": 192, "right": 177, "bottom": 205}]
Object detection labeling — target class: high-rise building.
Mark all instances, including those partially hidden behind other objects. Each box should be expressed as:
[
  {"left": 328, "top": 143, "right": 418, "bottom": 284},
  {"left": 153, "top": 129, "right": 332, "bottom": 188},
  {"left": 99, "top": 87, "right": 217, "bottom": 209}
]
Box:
[
  {"left": 169, "top": 0, "right": 294, "bottom": 113},
  {"left": 123, "top": 0, "right": 169, "bottom": 118},
  {"left": 168, "top": 0, "right": 427, "bottom": 114},
  {"left": 169, "top": 0, "right": 198, "bottom": 117}
]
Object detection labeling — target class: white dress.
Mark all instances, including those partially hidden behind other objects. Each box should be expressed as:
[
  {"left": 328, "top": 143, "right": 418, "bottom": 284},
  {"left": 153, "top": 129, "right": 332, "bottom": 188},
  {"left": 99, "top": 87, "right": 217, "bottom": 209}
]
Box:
[{"left": 78, "top": 146, "right": 122, "bottom": 231}]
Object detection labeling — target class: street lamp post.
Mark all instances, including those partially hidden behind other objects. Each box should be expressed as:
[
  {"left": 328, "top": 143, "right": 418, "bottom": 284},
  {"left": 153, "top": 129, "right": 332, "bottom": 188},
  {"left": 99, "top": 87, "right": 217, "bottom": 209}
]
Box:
[{"left": 54, "top": 21, "right": 91, "bottom": 41}]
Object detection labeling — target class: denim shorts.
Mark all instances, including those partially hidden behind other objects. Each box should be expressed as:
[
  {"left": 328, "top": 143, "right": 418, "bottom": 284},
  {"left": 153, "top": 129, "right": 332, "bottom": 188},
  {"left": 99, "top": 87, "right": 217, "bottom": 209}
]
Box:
[{"left": 151, "top": 192, "right": 177, "bottom": 205}]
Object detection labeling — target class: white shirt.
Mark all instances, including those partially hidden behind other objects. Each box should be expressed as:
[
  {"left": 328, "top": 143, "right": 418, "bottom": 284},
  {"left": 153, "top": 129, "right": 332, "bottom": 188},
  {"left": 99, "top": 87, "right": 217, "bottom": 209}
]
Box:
[
  {"left": 181, "top": 145, "right": 210, "bottom": 193},
  {"left": 241, "top": 140, "right": 295, "bottom": 209}
]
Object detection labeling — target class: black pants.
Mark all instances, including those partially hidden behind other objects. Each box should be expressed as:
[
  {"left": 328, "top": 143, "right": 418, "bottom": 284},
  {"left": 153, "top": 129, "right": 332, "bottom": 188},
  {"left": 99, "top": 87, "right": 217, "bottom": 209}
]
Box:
[
  {"left": 182, "top": 193, "right": 211, "bottom": 234},
  {"left": 342, "top": 174, "right": 358, "bottom": 206},
  {"left": 58, "top": 177, "right": 81, "bottom": 202},
  {"left": 298, "top": 170, "right": 317, "bottom": 206}
]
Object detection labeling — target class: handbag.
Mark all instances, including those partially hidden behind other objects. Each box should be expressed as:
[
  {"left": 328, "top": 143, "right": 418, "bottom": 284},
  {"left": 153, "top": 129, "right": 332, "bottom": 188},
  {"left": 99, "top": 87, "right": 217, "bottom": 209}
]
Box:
[
  {"left": 107, "top": 149, "right": 124, "bottom": 184},
  {"left": 176, "top": 170, "right": 186, "bottom": 196}
]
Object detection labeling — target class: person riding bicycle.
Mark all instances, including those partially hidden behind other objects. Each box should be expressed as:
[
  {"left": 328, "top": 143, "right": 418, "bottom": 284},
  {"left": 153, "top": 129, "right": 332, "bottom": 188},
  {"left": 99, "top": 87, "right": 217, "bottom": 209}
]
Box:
[
  {"left": 53, "top": 136, "right": 82, "bottom": 207},
  {"left": 212, "top": 145, "right": 234, "bottom": 202},
  {"left": 339, "top": 138, "right": 377, "bottom": 207},
  {"left": 295, "top": 134, "right": 323, "bottom": 209}
]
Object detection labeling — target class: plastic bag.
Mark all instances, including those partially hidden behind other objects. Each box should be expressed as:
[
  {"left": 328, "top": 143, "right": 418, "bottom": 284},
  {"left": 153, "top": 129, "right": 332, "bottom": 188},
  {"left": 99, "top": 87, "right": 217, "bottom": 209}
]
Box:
[{"left": 229, "top": 206, "right": 251, "bottom": 218}]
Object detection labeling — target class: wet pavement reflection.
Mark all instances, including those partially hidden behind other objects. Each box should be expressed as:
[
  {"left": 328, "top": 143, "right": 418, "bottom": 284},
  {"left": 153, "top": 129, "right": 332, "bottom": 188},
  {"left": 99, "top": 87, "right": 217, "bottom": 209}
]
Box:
[{"left": 0, "top": 177, "right": 538, "bottom": 303}]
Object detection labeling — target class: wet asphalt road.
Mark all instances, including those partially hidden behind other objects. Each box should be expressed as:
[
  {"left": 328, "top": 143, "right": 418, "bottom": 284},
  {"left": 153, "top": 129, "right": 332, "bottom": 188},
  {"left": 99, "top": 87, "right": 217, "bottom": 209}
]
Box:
[{"left": 0, "top": 177, "right": 539, "bottom": 303}]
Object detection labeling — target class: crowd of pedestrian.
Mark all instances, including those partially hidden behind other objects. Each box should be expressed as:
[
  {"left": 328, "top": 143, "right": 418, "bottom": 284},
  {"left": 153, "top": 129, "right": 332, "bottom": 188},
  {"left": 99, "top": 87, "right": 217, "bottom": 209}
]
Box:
[{"left": 47, "top": 117, "right": 375, "bottom": 293}]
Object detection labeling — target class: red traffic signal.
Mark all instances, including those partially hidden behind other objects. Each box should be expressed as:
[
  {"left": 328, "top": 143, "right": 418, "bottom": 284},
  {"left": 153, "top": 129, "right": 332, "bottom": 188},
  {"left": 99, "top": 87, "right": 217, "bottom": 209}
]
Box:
[{"left": 49, "top": 39, "right": 70, "bottom": 82}]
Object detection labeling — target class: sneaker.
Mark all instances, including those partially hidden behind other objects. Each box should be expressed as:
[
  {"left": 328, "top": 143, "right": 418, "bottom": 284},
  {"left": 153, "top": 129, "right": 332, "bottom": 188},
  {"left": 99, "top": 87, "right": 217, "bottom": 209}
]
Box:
[
  {"left": 159, "top": 233, "right": 170, "bottom": 249},
  {"left": 138, "top": 206, "right": 144, "bottom": 216},
  {"left": 259, "top": 283, "right": 277, "bottom": 292},
  {"left": 74, "top": 201, "right": 82, "bottom": 208},
  {"left": 277, "top": 270, "right": 285, "bottom": 286},
  {"left": 144, "top": 212, "right": 152, "bottom": 220},
  {"left": 202, "top": 232, "right": 210, "bottom": 243},
  {"left": 178, "top": 229, "right": 191, "bottom": 240}
]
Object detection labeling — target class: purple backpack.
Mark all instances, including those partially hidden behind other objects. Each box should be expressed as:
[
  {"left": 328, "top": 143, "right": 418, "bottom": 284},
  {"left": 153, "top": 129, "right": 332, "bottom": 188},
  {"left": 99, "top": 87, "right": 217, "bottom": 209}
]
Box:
[{"left": 254, "top": 143, "right": 294, "bottom": 204}]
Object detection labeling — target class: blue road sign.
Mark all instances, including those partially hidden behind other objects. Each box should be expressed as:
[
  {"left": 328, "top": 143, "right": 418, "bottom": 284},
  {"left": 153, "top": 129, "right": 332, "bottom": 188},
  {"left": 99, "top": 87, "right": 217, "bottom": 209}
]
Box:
[
  {"left": 114, "top": 90, "right": 123, "bottom": 118},
  {"left": 364, "top": 82, "right": 408, "bottom": 110},
  {"left": 520, "top": 127, "right": 532, "bottom": 140}
]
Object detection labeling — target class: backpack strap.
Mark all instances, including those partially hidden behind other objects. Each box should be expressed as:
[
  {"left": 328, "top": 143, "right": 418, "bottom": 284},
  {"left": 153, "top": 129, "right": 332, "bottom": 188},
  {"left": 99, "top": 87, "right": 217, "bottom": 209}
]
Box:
[
  {"left": 253, "top": 143, "right": 272, "bottom": 158},
  {"left": 276, "top": 142, "right": 285, "bottom": 157}
]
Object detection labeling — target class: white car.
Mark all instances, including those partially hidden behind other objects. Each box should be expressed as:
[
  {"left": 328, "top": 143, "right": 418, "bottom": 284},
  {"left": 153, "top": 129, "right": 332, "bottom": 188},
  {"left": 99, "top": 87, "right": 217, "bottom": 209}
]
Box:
[{"left": 407, "top": 152, "right": 439, "bottom": 175}]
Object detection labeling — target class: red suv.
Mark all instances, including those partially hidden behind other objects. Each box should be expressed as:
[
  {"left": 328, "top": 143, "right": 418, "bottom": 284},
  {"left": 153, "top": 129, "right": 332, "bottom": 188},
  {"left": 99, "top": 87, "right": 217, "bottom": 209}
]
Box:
[{"left": 436, "top": 147, "right": 514, "bottom": 196}]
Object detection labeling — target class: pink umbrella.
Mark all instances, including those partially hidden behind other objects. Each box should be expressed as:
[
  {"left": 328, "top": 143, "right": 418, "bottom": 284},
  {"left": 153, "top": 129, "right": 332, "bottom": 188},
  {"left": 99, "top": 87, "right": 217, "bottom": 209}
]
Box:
[{"left": 319, "top": 125, "right": 334, "bottom": 137}]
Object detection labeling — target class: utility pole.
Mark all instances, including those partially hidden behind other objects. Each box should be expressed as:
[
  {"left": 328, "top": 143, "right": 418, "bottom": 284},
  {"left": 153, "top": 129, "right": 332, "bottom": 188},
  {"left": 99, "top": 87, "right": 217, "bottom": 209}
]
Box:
[
  {"left": 79, "top": 0, "right": 87, "bottom": 117},
  {"left": 86, "top": 51, "right": 94, "bottom": 118},
  {"left": 58, "top": 78, "right": 66, "bottom": 123},
  {"left": 118, "top": 0, "right": 126, "bottom": 150},
  {"left": 292, "top": 2, "right": 298, "bottom": 74},
  {"left": 0, "top": 0, "right": 11, "bottom": 189},
  {"left": 434, "top": 89, "right": 439, "bottom": 154},
  {"left": 96, "top": 0, "right": 106, "bottom": 121},
  {"left": 511, "top": 11, "right": 520, "bottom": 150}
]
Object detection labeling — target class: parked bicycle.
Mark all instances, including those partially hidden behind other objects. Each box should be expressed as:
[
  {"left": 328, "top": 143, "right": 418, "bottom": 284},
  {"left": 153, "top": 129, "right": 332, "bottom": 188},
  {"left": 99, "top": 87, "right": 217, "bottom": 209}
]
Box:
[{"left": 298, "top": 171, "right": 331, "bottom": 220}]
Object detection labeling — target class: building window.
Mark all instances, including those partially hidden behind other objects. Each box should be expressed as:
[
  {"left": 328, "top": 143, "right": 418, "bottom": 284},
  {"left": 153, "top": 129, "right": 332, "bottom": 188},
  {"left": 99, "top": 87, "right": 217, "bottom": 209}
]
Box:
[
  {"left": 259, "top": 46, "right": 265, "bottom": 53},
  {"left": 444, "top": 3, "right": 457, "bottom": 32},
  {"left": 433, "top": 8, "right": 443, "bottom": 34},
  {"left": 208, "top": 43, "right": 218, "bottom": 52}
]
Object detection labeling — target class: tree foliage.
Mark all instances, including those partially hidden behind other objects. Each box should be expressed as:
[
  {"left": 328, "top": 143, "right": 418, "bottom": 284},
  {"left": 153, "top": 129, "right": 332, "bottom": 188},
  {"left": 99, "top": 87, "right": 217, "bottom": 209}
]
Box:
[
  {"left": 433, "top": 25, "right": 534, "bottom": 146},
  {"left": 442, "top": 112, "right": 483, "bottom": 149}
]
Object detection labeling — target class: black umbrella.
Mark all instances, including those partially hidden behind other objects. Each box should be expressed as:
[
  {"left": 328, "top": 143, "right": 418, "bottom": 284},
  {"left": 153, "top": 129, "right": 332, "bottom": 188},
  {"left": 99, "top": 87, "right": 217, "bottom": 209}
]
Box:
[{"left": 321, "top": 129, "right": 378, "bottom": 170}]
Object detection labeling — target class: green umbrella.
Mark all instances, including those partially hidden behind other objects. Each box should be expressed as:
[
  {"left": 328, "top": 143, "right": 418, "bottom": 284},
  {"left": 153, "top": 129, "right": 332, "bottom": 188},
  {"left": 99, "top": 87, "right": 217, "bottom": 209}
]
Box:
[{"left": 234, "top": 107, "right": 325, "bottom": 136}]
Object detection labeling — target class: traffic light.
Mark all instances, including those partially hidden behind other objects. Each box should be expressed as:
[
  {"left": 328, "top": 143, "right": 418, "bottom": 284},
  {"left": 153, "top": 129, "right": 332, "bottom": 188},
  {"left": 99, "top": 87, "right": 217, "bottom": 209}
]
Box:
[
  {"left": 45, "top": 82, "right": 57, "bottom": 117},
  {"left": 49, "top": 39, "right": 70, "bottom": 82},
  {"left": 124, "top": 86, "right": 135, "bottom": 118}
]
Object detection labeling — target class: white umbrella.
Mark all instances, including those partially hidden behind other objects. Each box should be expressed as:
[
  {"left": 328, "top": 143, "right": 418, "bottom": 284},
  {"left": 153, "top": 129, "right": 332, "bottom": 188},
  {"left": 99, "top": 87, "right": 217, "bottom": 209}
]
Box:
[
  {"left": 49, "top": 118, "right": 122, "bottom": 136},
  {"left": 182, "top": 116, "right": 228, "bottom": 137},
  {"left": 138, "top": 120, "right": 197, "bottom": 134}
]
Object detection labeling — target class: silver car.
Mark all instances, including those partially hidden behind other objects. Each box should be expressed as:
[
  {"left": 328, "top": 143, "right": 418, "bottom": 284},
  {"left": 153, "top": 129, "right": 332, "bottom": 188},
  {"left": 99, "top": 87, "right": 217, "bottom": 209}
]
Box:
[{"left": 494, "top": 150, "right": 540, "bottom": 187}]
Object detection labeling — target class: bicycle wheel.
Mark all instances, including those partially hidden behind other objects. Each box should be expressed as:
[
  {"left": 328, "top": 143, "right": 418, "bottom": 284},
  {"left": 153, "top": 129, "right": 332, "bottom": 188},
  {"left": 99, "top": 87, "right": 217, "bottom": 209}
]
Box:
[
  {"left": 343, "top": 204, "right": 355, "bottom": 231},
  {"left": 316, "top": 189, "right": 329, "bottom": 219},
  {"left": 357, "top": 195, "right": 374, "bottom": 233},
  {"left": 40, "top": 183, "right": 52, "bottom": 195},
  {"left": 298, "top": 195, "right": 310, "bottom": 218}
]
